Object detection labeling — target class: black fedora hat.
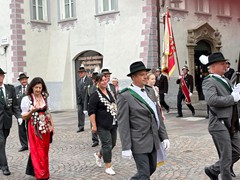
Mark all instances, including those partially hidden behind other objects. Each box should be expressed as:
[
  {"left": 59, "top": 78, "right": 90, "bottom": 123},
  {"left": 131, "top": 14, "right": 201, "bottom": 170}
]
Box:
[
  {"left": 101, "top": 68, "right": 112, "bottom": 75},
  {"left": 78, "top": 66, "right": 86, "bottom": 72},
  {"left": 0, "top": 68, "right": 6, "bottom": 74},
  {"left": 207, "top": 52, "right": 227, "bottom": 66},
  {"left": 18, "top": 73, "right": 29, "bottom": 80},
  {"left": 127, "top": 61, "right": 151, "bottom": 77}
]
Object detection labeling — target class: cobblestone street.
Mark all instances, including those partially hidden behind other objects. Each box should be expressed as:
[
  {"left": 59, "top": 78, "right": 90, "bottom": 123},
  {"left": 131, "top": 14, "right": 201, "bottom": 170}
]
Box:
[{"left": 1, "top": 107, "right": 240, "bottom": 180}]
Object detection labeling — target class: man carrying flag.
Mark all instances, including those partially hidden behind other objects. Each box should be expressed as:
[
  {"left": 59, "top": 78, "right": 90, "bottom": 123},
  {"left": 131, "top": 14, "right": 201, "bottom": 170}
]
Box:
[
  {"left": 176, "top": 65, "right": 195, "bottom": 117},
  {"left": 161, "top": 11, "right": 175, "bottom": 77}
]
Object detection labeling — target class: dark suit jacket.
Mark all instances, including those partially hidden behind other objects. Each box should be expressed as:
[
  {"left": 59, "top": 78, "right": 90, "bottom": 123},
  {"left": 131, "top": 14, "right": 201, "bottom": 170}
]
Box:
[
  {"left": 176, "top": 74, "right": 194, "bottom": 93},
  {"left": 15, "top": 84, "right": 28, "bottom": 110},
  {"left": 77, "top": 76, "right": 93, "bottom": 107},
  {"left": 0, "top": 84, "right": 21, "bottom": 129},
  {"left": 224, "top": 68, "right": 235, "bottom": 80},
  {"left": 155, "top": 74, "right": 168, "bottom": 94},
  {"left": 117, "top": 86, "right": 168, "bottom": 154}
]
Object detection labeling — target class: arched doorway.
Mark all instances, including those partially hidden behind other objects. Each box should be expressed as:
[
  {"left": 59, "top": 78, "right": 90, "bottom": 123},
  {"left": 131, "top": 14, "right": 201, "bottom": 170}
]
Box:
[
  {"left": 74, "top": 50, "right": 103, "bottom": 101},
  {"left": 75, "top": 50, "right": 103, "bottom": 81},
  {"left": 194, "top": 40, "right": 211, "bottom": 100}
]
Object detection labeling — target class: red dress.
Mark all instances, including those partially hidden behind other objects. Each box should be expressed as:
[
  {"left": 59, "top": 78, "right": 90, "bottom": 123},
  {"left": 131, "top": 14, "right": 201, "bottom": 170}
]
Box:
[{"left": 27, "top": 95, "right": 51, "bottom": 179}]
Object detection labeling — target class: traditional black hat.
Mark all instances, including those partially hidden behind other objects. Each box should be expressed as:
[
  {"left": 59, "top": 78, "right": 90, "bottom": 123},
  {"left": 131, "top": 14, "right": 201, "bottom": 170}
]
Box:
[
  {"left": 182, "top": 65, "right": 189, "bottom": 71},
  {"left": 0, "top": 68, "right": 6, "bottom": 74},
  {"left": 78, "top": 66, "right": 86, "bottom": 72},
  {"left": 18, "top": 73, "right": 29, "bottom": 80},
  {"left": 127, "top": 61, "right": 151, "bottom": 77},
  {"left": 101, "top": 68, "right": 112, "bottom": 74},
  {"left": 199, "top": 52, "right": 227, "bottom": 66}
]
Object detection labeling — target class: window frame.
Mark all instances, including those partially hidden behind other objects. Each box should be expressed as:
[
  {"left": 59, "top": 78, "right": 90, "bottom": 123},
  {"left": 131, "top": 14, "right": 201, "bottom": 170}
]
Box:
[
  {"left": 195, "top": 0, "right": 210, "bottom": 13},
  {"left": 169, "top": 0, "right": 186, "bottom": 10},
  {"left": 58, "top": 0, "right": 76, "bottom": 21},
  {"left": 217, "top": 0, "right": 230, "bottom": 16},
  {"left": 96, "top": 0, "right": 118, "bottom": 15},
  {"left": 30, "top": 0, "right": 49, "bottom": 22}
]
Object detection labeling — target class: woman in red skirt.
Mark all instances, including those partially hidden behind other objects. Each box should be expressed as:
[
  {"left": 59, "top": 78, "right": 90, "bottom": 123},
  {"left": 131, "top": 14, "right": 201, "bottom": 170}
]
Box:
[{"left": 21, "top": 77, "right": 54, "bottom": 180}]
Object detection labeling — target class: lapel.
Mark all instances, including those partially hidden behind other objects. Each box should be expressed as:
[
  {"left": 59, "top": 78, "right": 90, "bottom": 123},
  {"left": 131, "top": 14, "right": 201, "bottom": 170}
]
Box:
[{"left": 0, "top": 84, "right": 8, "bottom": 105}]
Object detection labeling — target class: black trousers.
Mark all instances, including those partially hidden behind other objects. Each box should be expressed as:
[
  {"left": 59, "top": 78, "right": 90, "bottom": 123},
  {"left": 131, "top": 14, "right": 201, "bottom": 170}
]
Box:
[
  {"left": 18, "top": 120, "right": 28, "bottom": 148},
  {"left": 0, "top": 128, "right": 10, "bottom": 169},
  {"left": 159, "top": 93, "right": 169, "bottom": 111},
  {"left": 177, "top": 91, "right": 195, "bottom": 116},
  {"left": 131, "top": 148, "right": 157, "bottom": 180}
]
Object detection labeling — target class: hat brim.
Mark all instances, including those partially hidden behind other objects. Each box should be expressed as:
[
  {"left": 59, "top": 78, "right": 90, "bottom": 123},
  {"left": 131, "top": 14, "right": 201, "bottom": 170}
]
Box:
[
  {"left": 206, "top": 59, "right": 227, "bottom": 66},
  {"left": 102, "top": 72, "right": 112, "bottom": 75},
  {"left": 18, "top": 76, "right": 29, "bottom": 80},
  {"left": 127, "top": 68, "right": 151, "bottom": 77}
]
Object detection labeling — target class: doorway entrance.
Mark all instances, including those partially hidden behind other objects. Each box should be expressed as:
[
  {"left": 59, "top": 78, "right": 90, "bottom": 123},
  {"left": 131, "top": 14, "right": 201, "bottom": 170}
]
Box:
[
  {"left": 194, "top": 40, "right": 211, "bottom": 100},
  {"left": 74, "top": 50, "right": 103, "bottom": 101}
]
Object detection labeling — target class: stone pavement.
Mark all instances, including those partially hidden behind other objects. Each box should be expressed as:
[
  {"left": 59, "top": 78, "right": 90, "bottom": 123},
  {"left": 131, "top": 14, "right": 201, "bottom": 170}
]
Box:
[{"left": 1, "top": 106, "right": 240, "bottom": 180}]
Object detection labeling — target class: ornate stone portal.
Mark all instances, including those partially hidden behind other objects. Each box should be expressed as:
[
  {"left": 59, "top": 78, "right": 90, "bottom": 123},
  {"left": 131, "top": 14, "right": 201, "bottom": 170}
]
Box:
[
  {"left": 187, "top": 22, "right": 222, "bottom": 77},
  {"left": 186, "top": 22, "right": 222, "bottom": 102}
]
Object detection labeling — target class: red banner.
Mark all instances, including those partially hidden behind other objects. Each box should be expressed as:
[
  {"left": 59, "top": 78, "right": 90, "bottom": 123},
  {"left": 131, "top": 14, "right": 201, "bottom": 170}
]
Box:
[
  {"left": 180, "top": 76, "right": 191, "bottom": 104},
  {"left": 161, "top": 12, "right": 175, "bottom": 77}
]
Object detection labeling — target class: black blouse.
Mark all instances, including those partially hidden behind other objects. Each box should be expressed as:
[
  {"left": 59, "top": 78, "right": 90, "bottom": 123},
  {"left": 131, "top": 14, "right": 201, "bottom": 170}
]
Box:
[{"left": 88, "top": 88, "right": 116, "bottom": 130}]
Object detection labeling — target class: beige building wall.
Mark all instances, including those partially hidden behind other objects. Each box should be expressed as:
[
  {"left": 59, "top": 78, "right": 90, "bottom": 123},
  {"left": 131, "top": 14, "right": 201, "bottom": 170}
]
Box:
[
  {"left": 0, "top": 1, "right": 12, "bottom": 83},
  {"left": 1, "top": 0, "right": 240, "bottom": 110}
]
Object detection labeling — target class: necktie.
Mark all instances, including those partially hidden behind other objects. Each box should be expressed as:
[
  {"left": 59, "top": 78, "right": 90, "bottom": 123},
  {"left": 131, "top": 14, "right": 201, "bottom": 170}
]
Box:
[
  {"left": 0, "top": 87, "right": 5, "bottom": 103},
  {"left": 22, "top": 86, "right": 26, "bottom": 96}
]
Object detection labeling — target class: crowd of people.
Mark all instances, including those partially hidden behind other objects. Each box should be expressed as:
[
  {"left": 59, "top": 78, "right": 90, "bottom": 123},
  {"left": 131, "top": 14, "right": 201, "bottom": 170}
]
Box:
[{"left": 0, "top": 51, "right": 239, "bottom": 179}]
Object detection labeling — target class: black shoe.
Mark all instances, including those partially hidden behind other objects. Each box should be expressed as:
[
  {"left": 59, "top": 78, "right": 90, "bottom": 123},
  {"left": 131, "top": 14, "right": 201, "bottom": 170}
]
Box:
[
  {"left": 205, "top": 115, "right": 209, "bottom": 119},
  {"left": 176, "top": 115, "right": 183, "bottom": 118},
  {"left": 192, "top": 111, "right": 195, "bottom": 116},
  {"left": 230, "top": 166, "right": 236, "bottom": 177},
  {"left": 204, "top": 167, "right": 218, "bottom": 180},
  {"left": 166, "top": 108, "right": 170, "bottom": 113},
  {"left": 18, "top": 146, "right": 28, "bottom": 152},
  {"left": 92, "top": 142, "right": 99, "bottom": 147},
  {"left": 2, "top": 168, "right": 11, "bottom": 176},
  {"left": 77, "top": 128, "right": 84, "bottom": 133}
]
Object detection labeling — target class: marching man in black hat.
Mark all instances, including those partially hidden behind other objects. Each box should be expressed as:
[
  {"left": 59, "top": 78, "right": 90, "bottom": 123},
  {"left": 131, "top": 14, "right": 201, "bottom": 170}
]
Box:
[
  {"left": 176, "top": 65, "right": 195, "bottom": 117},
  {"left": 15, "top": 72, "right": 29, "bottom": 152},
  {"left": 117, "top": 61, "right": 169, "bottom": 179},
  {"left": 200, "top": 52, "right": 240, "bottom": 179},
  {"left": 0, "top": 68, "right": 22, "bottom": 176}
]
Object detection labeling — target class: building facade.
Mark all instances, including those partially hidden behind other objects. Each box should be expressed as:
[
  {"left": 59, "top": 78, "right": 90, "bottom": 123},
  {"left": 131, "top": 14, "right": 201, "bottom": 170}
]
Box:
[{"left": 0, "top": 0, "right": 240, "bottom": 110}]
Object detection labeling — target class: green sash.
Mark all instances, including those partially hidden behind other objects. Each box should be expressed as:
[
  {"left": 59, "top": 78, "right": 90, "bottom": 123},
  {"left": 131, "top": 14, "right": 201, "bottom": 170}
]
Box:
[
  {"left": 127, "top": 88, "right": 155, "bottom": 115},
  {"left": 211, "top": 75, "right": 232, "bottom": 93}
]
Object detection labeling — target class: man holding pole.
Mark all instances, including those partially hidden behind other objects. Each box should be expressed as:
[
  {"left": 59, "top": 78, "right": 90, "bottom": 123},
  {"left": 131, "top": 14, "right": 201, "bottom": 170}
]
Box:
[{"left": 176, "top": 65, "right": 195, "bottom": 117}]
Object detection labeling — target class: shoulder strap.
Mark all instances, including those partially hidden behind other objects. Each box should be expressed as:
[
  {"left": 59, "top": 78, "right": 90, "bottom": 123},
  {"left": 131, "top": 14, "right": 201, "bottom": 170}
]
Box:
[
  {"left": 211, "top": 75, "right": 232, "bottom": 93},
  {"left": 127, "top": 88, "right": 155, "bottom": 115}
]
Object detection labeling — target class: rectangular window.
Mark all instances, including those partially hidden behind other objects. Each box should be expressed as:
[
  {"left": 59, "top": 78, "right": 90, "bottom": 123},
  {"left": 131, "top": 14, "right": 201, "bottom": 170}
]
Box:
[
  {"left": 97, "top": 0, "right": 117, "bottom": 14},
  {"left": 59, "top": 0, "right": 75, "bottom": 20},
  {"left": 196, "top": 0, "right": 209, "bottom": 13},
  {"left": 32, "top": 0, "right": 48, "bottom": 21},
  {"left": 170, "top": 0, "right": 186, "bottom": 9},
  {"left": 218, "top": 0, "right": 230, "bottom": 16}
]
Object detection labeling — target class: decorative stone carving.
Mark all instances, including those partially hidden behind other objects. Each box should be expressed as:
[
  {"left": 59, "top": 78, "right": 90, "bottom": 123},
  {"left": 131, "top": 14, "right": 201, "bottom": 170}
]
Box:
[
  {"left": 28, "top": 21, "right": 50, "bottom": 32},
  {"left": 58, "top": 18, "right": 77, "bottom": 30},
  {"left": 95, "top": 11, "right": 120, "bottom": 24}
]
